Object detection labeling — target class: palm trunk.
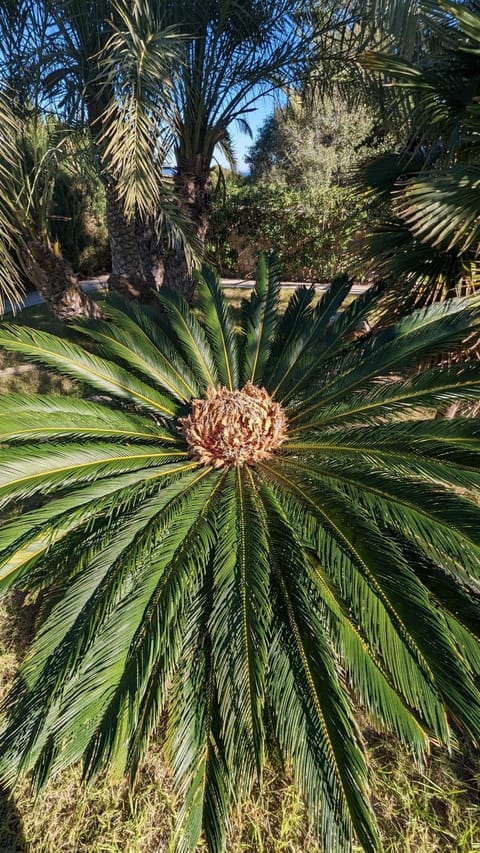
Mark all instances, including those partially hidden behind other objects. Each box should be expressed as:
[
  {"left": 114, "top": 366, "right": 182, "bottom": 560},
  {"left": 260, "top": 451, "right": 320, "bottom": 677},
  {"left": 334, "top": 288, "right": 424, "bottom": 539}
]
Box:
[
  {"left": 137, "top": 218, "right": 165, "bottom": 291},
  {"left": 163, "top": 154, "right": 212, "bottom": 299},
  {"left": 104, "top": 176, "right": 165, "bottom": 301},
  {"left": 105, "top": 184, "right": 146, "bottom": 298},
  {"left": 25, "top": 242, "right": 102, "bottom": 322}
]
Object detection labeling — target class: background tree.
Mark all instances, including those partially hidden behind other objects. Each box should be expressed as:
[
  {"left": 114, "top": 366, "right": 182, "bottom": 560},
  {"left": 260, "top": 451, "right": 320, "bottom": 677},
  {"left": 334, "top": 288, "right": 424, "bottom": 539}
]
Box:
[
  {"left": 207, "top": 86, "right": 390, "bottom": 281},
  {"left": 39, "top": 0, "right": 193, "bottom": 298},
  {"left": 207, "top": 181, "right": 368, "bottom": 280},
  {"left": 151, "top": 0, "right": 318, "bottom": 295},
  {"left": 0, "top": 0, "right": 320, "bottom": 299},
  {"left": 246, "top": 90, "right": 387, "bottom": 189}
]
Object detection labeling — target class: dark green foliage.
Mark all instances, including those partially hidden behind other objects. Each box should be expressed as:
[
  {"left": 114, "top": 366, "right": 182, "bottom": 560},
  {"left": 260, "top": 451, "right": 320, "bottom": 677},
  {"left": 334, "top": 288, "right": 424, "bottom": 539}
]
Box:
[
  {"left": 360, "top": 1, "right": 480, "bottom": 306},
  {"left": 1, "top": 256, "right": 480, "bottom": 852},
  {"left": 246, "top": 91, "right": 392, "bottom": 191},
  {"left": 51, "top": 165, "right": 109, "bottom": 275}
]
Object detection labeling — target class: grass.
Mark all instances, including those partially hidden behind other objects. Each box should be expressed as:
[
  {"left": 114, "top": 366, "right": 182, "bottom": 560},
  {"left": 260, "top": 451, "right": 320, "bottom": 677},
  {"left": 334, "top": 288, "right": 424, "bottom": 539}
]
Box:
[{"left": 0, "top": 294, "right": 479, "bottom": 852}]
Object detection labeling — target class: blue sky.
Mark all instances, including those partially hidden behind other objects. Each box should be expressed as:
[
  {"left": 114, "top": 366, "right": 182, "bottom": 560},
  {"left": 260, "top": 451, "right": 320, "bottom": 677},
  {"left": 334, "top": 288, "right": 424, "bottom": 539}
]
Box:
[{"left": 219, "top": 95, "right": 276, "bottom": 175}]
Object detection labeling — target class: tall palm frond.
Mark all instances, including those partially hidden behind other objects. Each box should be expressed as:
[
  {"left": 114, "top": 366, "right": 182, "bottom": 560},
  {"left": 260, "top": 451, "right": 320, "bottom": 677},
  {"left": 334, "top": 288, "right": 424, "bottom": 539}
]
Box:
[
  {"left": 0, "top": 93, "right": 25, "bottom": 314},
  {"left": 98, "top": 0, "right": 197, "bottom": 260},
  {"left": 1, "top": 256, "right": 480, "bottom": 852},
  {"left": 99, "top": 0, "right": 181, "bottom": 219}
]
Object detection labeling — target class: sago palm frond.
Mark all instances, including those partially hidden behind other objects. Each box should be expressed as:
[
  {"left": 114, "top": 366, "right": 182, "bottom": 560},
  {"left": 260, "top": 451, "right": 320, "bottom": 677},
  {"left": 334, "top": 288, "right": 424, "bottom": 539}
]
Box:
[{"left": 1, "top": 255, "right": 480, "bottom": 853}]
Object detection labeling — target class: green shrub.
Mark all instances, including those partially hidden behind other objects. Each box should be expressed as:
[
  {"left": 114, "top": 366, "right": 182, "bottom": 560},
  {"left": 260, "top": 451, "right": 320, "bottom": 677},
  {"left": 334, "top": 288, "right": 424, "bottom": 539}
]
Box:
[
  {"left": 51, "top": 167, "right": 110, "bottom": 276},
  {"left": 207, "top": 182, "right": 368, "bottom": 281}
]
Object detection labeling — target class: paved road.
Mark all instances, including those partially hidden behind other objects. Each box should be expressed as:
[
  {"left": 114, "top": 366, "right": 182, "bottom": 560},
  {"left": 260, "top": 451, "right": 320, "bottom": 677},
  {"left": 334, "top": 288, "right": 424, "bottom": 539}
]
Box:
[{"left": 2, "top": 275, "right": 369, "bottom": 316}]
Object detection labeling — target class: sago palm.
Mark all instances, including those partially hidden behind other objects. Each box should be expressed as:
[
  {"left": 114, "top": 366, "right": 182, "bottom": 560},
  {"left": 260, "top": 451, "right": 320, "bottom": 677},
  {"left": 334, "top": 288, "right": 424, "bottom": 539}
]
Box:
[{"left": 1, "top": 257, "right": 480, "bottom": 853}]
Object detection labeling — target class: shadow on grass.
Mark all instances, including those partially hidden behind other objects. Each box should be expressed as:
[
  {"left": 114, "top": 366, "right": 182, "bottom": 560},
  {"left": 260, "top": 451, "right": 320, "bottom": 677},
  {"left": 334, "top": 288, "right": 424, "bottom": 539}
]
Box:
[{"left": 0, "top": 786, "right": 27, "bottom": 852}]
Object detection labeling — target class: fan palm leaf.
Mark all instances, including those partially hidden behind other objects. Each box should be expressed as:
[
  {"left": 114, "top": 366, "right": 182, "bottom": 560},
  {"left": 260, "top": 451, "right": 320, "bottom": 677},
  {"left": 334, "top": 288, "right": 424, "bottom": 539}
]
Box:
[
  {"left": 359, "top": 2, "right": 480, "bottom": 305},
  {"left": 1, "top": 256, "right": 480, "bottom": 852}
]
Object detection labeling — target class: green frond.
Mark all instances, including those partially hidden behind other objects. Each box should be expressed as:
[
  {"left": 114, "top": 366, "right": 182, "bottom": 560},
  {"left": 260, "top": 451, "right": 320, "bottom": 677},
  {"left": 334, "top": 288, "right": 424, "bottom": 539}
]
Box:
[
  {"left": 0, "top": 394, "right": 176, "bottom": 443},
  {"left": 155, "top": 288, "right": 218, "bottom": 390},
  {"left": 306, "top": 553, "right": 430, "bottom": 757},
  {"left": 391, "top": 543, "right": 480, "bottom": 648},
  {"left": 444, "top": 614, "right": 480, "bottom": 677},
  {"left": 76, "top": 313, "right": 199, "bottom": 403},
  {"left": 240, "top": 253, "right": 281, "bottom": 385},
  {"left": 272, "top": 278, "right": 389, "bottom": 405},
  {"left": 289, "top": 361, "right": 480, "bottom": 431},
  {"left": 266, "top": 273, "right": 353, "bottom": 401},
  {"left": 270, "top": 466, "right": 480, "bottom": 742},
  {"left": 0, "top": 470, "right": 221, "bottom": 784},
  {"left": 398, "top": 165, "right": 480, "bottom": 254},
  {"left": 266, "top": 284, "right": 316, "bottom": 373},
  {"left": 0, "top": 442, "right": 190, "bottom": 509},
  {"left": 104, "top": 297, "right": 202, "bottom": 396},
  {"left": 98, "top": 0, "right": 183, "bottom": 222},
  {"left": 288, "top": 297, "right": 480, "bottom": 430},
  {"left": 261, "top": 484, "right": 381, "bottom": 853},
  {"left": 168, "top": 625, "right": 230, "bottom": 853},
  {"left": 196, "top": 266, "right": 239, "bottom": 390},
  {"left": 126, "top": 481, "right": 223, "bottom": 784},
  {"left": 318, "top": 279, "right": 386, "bottom": 354},
  {"left": 209, "top": 468, "right": 270, "bottom": 789},
  {"left": 259, "top": 464, "right": 450, "bottom": 743},
  {"left": 0, "top": 93, "right": 26, "bottom": 313},
  {"left": 359, "top": 2, "right": 480, "bottom": 304},
  {"left": 316, "top": 463, "right": 480, "bottom": 591},
  {"left": 81, "top": 472, "right": 223, "bottom": 782},
  {"left": 0, "top": 324, "right": 179, "bottom": 416},
  {"left": 283, "top": 428, "right": 480, "bottom": 496},
  {"left": 0, "top": 465, "right": 195, "bottom": 596}
]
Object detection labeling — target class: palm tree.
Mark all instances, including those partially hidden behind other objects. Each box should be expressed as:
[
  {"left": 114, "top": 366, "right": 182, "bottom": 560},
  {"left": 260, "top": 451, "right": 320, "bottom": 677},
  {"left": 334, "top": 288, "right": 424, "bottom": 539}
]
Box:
[
  {"left": 0, "top": 0, "right": 194, "bottom": 300},
  {"left": 0, "top": 95, "right": 101, "bottom": 320},
  {"left": 54, "top": 0, "right": 198, "bottom": 297},
  {"left": 0, "top": 256, "right": 480, "bottom": 851},
  {"left": 358, "top": 1, "right": 480, "bottom": 309},
  {"left": 2, "top": 0, "right": 313, "bottom": 299},
  {"left": 148, "top": 0, "right": 313, "bottom": 294}
]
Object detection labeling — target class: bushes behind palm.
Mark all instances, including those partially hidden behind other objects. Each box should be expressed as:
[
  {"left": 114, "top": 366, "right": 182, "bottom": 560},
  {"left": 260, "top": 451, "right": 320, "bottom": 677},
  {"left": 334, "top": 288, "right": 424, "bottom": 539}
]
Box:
[{"left": 207, "top": 183, "right": 368, "bottom": 282}]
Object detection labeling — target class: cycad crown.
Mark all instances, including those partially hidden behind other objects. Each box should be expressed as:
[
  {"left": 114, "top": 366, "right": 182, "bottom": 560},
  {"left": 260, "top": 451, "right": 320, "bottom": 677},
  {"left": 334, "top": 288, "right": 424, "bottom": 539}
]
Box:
[{"left": 0, "top": 255, "right": 480, "bottom": 853}]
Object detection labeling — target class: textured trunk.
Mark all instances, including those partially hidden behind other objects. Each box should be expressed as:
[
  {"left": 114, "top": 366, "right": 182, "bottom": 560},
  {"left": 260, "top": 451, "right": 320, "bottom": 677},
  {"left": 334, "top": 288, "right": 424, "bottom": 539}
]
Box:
[
  {"left": 25, "top": 242, "right": 102, "bottom": 322},
  {"left": 163, "top": 154, "right": 212, "bottom": 299},
  {"left": 104, "top": 178, "right": 165, "bottom": 300},
  {"left": 137, "top": 219, "right": 165, "bottom": 291},
  {"left": 104, "top": 184, "right": 146, "bottom": 298}
]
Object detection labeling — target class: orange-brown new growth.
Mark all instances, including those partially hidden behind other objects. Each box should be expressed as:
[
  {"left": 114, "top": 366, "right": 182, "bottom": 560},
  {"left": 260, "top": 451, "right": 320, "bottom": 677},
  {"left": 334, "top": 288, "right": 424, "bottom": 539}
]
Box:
[{"left": 179, "top": 382, "right": 288, "bottom": 468}]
